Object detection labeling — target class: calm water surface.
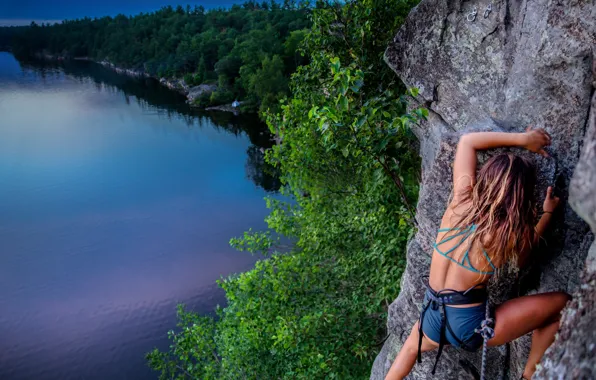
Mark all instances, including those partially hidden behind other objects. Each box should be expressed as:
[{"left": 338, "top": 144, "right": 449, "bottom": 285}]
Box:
[{"left": 0, "top": 52, "right": 276, "bottom": 379}]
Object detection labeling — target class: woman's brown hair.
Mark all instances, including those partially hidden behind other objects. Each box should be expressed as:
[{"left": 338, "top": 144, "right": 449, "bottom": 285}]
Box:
[{"left": 453, "top": 153, "right": 537, "bottom": 272}]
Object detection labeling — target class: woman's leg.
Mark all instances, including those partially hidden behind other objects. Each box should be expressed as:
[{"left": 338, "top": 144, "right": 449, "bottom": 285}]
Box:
[
  {"left": 385, "top": 321, "right": 438, "bottom": 380},
  {"left": 522, "top": 318, "right": 561, "bottom": 378},
  {"left": 488, "top": 291, "right": 570, "bottom": 378}
]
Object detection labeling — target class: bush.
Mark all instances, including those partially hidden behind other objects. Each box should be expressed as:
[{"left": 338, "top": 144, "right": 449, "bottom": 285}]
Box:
[
  {"left": 183, "top": 73, "right": 202, "bottom": 87},
  {"left": 209, "top": 90, "right": 235, "bottom": 106},
  {"left": 191, "top": 92, "right": 212, "bottom": 108}
]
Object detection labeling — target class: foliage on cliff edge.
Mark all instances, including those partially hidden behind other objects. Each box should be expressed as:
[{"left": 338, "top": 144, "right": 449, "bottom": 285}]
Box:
[{"left": 147, "top": 0, "right": 422, "bottom": 378}]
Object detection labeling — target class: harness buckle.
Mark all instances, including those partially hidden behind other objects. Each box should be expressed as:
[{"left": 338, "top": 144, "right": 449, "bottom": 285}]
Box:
[{"left": 429, "top": 295, "right": 446, "bottom": 310}]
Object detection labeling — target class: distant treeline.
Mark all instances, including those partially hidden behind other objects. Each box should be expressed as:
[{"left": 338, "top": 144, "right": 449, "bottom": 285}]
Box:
[
  {"left": 0, "top": 26, "right": 24, "bottom": 51},
  {"left": 0, "top": 1, "right": 314, "bottom": 114}
]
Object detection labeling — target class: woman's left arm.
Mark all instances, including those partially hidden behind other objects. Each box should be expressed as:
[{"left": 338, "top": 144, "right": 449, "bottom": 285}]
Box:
[
  {"left": 518, "top": 186, "right": 560, "bottom": 268},
  {"left": 535, "top": 186, "right": 560, "bottom": 240}
]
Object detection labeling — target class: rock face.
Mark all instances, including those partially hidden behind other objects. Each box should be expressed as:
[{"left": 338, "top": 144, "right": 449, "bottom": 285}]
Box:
[
  {"left": 371, "top": 1, "right": 595, "bottom": 379},
  {"left": 205, "top": 101, "right": 244, "bottom": 115},
  {"left": 99, "top": 60, "right": 150, "bottom": 78},
  {"left": 97, "top": 61, "right": 218, "bottom": 103},
  {"left": 535, "top": 81, "right": 596, "bottom": 380},
  {"left": 185, "top": 83, "right": 218, "bottom": 102}
]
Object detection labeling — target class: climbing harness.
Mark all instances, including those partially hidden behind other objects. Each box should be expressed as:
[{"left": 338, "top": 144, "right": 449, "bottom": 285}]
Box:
[
  {"left": 467, "top": 7, "right": 478, "bottom": 22},
  {"left": 417, "top": 282, "right": 495, "bottom": 380},
  {"left": 484, "top": 3, "right": 492, "bottom": 18}
]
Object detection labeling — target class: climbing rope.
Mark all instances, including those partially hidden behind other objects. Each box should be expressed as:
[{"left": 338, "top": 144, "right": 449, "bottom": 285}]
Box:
[{"left": 475, "top": 302, "right": 495, "bottom": 380}]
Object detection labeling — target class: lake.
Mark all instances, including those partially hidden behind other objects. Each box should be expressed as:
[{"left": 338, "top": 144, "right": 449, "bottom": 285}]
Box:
[{"left": 0, "top": 52, "right": 276, "bottom": 379}]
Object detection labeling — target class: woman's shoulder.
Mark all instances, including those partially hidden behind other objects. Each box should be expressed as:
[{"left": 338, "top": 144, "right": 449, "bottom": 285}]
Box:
[{"left": 439, "top": 202, "right": 471, "bottom": 230}]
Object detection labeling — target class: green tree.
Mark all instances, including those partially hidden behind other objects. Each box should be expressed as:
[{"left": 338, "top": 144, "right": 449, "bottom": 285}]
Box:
[
  {"left": 251, "top": 55, "right": 288, "bottom": 114},
  {"left": 283, "top": 29, "right": 308, "bottom": 72}
]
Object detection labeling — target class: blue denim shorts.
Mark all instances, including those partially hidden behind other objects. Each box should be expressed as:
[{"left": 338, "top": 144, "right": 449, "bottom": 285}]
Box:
[{"left": 421, "top": 294, "right": 487, "bottom": 351}]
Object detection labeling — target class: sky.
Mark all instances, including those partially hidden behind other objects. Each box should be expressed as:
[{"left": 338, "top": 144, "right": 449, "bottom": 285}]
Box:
[{"left": 0, "top": 0, "right": 243, "bottom": 26}]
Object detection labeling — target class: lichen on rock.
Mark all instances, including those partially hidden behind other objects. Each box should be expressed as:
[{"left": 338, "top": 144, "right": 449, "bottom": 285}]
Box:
[{"left": 371, "top": 0, "right": 595, "bottom": 379}]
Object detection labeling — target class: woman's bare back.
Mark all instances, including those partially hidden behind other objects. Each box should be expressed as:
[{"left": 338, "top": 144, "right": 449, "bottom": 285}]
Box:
[{"left": 428, "top": 202, "right": 498, "bottom": 294}]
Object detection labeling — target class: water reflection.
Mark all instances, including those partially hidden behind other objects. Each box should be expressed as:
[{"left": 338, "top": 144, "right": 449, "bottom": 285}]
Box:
[
  {"left": 0, "top": 53, "right": 277, "bottom": 380},
  {"left": 17, "top": 58, "right": 281, "bottom": 193}
]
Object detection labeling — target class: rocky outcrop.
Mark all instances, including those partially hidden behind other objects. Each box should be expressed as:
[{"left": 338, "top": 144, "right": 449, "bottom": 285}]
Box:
[
  {"left": 187, "top": 84, "right": 218, "bottom": 102},
  {"left": 98, "top": 60, "right": 150, "bottom": 78},
  {"left": 204, "top": 101, "right": 244, "bottom": 115},
  {"left": 535, "top": 76, "right": 596, "bottom": 380},
  {"left": 98, "top": 61, "right": 217, "bottom": 103},
  {"left": 371, "top": 1, "right": 595, "bottom": 379},
  {"left": 99, "top": 60, "right": 189, "bottom": 93}
]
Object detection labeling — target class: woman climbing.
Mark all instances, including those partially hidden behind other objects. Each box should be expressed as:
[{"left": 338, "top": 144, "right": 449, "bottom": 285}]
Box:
[{"left": 385, "top": 129, "right": 570, "bottom": 380}]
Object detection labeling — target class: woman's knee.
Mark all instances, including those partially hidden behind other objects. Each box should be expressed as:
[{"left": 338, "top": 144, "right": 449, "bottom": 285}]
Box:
[
  {"left": 552, "top": 291, "right": 571, "bottom": 309},
  {"left": 403, "top": 340, "right": 420, "bottom": 357},
  {"left": 544, "top": 292, "right": 571, "bottom": 323}
]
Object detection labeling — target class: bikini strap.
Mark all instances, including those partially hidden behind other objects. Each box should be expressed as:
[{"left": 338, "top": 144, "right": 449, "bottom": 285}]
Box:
[{"left": 434, "top": 225, "right": 496, "bottom": 275}]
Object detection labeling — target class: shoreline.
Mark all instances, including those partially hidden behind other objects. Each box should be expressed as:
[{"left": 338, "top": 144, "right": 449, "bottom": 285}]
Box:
[
  {"left": 96, "top": 60, "right": 245, "bottom": 115},
  {"left": 31, "top": 52, "right": 244, "bottom": 115}
]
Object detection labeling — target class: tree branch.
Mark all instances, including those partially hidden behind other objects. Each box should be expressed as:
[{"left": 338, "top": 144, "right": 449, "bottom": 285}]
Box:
[
  {"left": 175, "top": 365, "right": 194, "bottom": 379},
  {"left": 349, "top": 119, "right": 418, "bottom": 224},
  {"left": 375, "top": 157, "right": 417, "bottom": 223}
]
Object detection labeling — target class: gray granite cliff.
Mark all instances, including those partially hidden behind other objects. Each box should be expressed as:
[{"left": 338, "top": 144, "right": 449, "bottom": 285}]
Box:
[{"left": 371, "top": 1, "right": 595, "bottom": 379}]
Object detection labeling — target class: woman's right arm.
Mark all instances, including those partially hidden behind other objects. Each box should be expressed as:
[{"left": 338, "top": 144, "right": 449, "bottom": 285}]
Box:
[{"left": 452, "top": 128, "right": 551, "bottom": 201}]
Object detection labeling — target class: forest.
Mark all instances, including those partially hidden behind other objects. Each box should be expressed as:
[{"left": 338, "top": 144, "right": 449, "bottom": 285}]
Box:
[
  {"left": 146, "top": 0, "right": 422, "bottom": 378},
  {"left": 0, "top": 2, "right": 312, "bottom": 114}
]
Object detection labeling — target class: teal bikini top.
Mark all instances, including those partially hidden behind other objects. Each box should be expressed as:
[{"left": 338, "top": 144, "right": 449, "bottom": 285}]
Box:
[{"left": 433, "top": 225, "right": 496, "bottom": 275}]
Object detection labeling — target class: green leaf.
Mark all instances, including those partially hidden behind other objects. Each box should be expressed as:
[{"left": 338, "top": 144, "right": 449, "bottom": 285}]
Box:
[
  {"left": 355, "top": 115, "right": 367, "bottom": 129},
  {"left": 339, "top": 95, "right": 348, "bottom": 112},
  {"left": 375, "top": 137, "right": 390, "bottom": 152},
  {"left": 350, "top": 79, "right": 364, "bottom": 93},
  {"left": 408, "top": 87, "right": 420, "bottom": 97},
  {"left": 342, "top": 146, "right": 349, "bottom": 158},
  {"left": 330, "top": 57, "right": 341, "bottom": 74}
]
